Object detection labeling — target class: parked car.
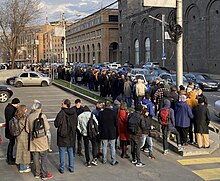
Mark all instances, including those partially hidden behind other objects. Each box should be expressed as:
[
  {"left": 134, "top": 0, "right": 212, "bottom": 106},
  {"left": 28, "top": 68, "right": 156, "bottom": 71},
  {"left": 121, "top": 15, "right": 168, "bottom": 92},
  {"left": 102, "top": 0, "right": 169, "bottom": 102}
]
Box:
[
  {"left": 159, "top": 73, "right": 188, "bottom": 88},
  {"left": 151, "top": 68, "right": 169, "bottom": 76},
  {"left": 108, "top": 62, "right": 122, "bottom": 70},
  {"left": 142, "top": 62, "right": 159, "bottom": 69},
  {"left": 0, "top": 85, "right": 13, "bottom": 103},
  {"left": 11, "top": 71, "right": 52, "bottom": 87},
  {"left": 130, "top": 68, "right": 151, "bottom": 80},
  {"left": 134, "top": 74, "right": 160, "bottom": 85},
  {"left": 184, "top": 73, "right": 219, "bottom": 91}
]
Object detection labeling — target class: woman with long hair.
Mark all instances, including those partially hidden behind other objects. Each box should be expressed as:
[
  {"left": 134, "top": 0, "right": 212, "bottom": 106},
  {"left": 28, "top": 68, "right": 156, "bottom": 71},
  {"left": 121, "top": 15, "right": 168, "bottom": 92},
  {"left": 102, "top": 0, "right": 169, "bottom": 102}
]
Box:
[
  {"left": 15, "top": 105, "right": 31, "bottom": 173},
  {"left": 117, "top": 102, "right": 130, "bottom": 158}
]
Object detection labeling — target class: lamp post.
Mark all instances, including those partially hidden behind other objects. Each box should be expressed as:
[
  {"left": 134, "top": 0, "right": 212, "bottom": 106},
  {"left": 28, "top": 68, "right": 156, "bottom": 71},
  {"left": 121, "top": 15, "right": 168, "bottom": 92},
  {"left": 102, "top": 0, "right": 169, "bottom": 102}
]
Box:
[{"left": 149, "top": 14, "right": 168, "bottom": 67}]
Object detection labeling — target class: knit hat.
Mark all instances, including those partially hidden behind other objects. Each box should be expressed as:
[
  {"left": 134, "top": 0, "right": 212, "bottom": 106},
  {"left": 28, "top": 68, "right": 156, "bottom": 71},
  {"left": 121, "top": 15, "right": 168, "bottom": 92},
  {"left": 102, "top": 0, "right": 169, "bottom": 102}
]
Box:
[{"left": 11, "top": 98, "right": 20, "bottom": 104}]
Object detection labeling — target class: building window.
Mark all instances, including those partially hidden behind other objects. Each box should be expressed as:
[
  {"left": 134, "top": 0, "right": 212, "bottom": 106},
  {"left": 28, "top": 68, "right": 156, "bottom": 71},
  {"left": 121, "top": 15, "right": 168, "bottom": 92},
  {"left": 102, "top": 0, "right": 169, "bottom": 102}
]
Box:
[
  {"left": 109, "top": 15, "right": 118, "bottom": 22},
  {"left": 135, "top": 39, "right": 139, "bottom": 65},
  {"left": 145, "top": 38, "right": 151, "bottom": 62}
]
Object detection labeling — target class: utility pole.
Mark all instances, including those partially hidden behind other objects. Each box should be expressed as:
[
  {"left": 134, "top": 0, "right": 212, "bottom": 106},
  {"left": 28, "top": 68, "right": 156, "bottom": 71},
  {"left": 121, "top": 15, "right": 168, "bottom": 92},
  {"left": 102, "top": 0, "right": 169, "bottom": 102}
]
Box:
[
  {"left": 162, "top": 14, "right": 166, "bottom": 67},
  {"left": 61, "top": 12, "right": 67, "bottom": 66},
  {"left": 176, "top": 0, "right": 183, "bottom": 88}
]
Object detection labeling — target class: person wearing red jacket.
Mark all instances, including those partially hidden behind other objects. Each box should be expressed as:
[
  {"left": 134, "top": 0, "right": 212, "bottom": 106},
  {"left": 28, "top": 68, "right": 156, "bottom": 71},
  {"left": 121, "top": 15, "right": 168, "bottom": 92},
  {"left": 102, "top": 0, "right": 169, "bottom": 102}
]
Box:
[{"left": 117, "top": 102, "right": 130, "bottom": 159}]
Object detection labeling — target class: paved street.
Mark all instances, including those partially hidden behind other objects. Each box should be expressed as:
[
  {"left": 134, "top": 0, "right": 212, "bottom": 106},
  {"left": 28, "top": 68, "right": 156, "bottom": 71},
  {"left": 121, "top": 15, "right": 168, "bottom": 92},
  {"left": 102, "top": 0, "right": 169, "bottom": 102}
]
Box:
[{"left": 0, "top": 85, "right": 220, "bottom": 181}]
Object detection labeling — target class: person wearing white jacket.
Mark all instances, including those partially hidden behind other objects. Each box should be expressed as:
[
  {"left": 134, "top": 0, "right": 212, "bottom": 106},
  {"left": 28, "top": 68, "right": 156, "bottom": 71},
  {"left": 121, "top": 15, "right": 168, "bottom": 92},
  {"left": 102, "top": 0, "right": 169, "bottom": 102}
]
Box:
[{"left": 77, "top": 106, "right": 99, "bottom": 167}]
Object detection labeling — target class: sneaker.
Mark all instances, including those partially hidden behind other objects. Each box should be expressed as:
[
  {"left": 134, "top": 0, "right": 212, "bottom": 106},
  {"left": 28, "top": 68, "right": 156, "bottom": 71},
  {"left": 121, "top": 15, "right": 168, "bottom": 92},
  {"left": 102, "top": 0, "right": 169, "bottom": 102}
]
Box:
[
  {"left": 163, "top": 150, "right": 169, "bottom": 155},
  {"left": 48, "top": 148, "right": 53, "bottom": 152},
  {"left": 131, "top": 159, "right": 137, "bottom": 164},
  {"left": 102, "top": 160, "right": 107, "bottom": 164},
  {"left": 135, "top": 162, "right": 145, "bottom": 167},
  {"left": 148, "top": 155, "right": 155, "bottom": 159},
  {"left": 34, "top": 175, "right": 40, "bottom": 179},
  {"left": 85, "top": 162, "right": 91, "bottom": 168},
  {"left": 91, "top": 159, "right": 98, "bottom": 166},
  {"left": 111, "top": 161, "right": 119, "bottom": 166},
  {"left": 41, "top": 173, "right": 53, "bottom": 180},
  {"left": 19, "top": 168, "right": 31, "bottom": 173},
  {"left": 178, "top": 145, "right": 183, "bottom": 152},
  {"left": 143, "top": 148, "right": 149, "bottom": 153}
]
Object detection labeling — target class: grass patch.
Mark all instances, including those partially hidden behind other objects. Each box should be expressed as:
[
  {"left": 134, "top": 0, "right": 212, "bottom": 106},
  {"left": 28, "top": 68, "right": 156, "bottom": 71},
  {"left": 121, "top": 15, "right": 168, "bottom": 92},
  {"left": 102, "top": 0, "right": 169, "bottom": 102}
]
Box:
[{"left": 54, "top": 79, "right": 109, "bottom": 103}]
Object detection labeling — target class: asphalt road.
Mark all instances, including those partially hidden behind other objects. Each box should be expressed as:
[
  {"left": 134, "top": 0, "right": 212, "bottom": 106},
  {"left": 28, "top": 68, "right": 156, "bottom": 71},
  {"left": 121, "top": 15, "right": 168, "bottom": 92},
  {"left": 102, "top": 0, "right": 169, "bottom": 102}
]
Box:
[{"left": 0, "top": 85, "right": 220, "bottom": 181}]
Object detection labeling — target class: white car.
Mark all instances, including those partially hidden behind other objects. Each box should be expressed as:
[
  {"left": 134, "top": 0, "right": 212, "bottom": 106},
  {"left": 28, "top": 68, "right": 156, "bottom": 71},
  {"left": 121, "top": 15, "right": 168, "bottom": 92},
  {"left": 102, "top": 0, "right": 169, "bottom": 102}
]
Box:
[
  {"left": 14, "top": 71, "right": 52, "bottom": 87},
  {"left": 142, "top": 62, "right": 159, "bottom": 69},
  {"left": 108, "top": 63, "right": 121, "bottom": 70}
]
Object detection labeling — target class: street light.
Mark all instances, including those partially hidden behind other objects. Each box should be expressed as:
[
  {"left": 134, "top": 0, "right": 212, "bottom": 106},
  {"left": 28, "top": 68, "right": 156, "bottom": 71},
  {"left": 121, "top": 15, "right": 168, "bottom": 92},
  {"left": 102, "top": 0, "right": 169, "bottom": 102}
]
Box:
[{"left": 149, "top": 14, "right": 168, "bottom": 67}]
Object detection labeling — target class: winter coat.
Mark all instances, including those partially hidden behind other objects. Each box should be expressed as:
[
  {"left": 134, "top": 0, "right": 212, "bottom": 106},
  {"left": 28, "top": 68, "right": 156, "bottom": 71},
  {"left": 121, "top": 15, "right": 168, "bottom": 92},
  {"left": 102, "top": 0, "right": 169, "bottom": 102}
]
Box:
[
  {"left": 77, "top": 111, "right": 98, "bottom": 136},
  {"left": 186, "top": 91, "right": 198, "bottom": 109},
  {"left": 27, "top": 109, "right": 50, "bottom": 152},
  {"left": 141, "top": 99, "right": 155, "bottom": 117},
  {"left": 54, "top": 107, "right": 77, "bottom": 148},
  {"left": 175, "top": 101, "right": 193, "bottom": 128},
  {"left": 159, "top": 99, "right": 176, "bottom": 130},
  {"left": 141, "top": 115, "right": 153, "bottom": 135},
  {"left": 99, "top": 108, "right": 117, "bottom": 140},
  {"left": 124, "top": 80, "right": 132, "bottom": 97},
  {"left": 16, "top": 117, "right": 31, "bottom": 164},
  {"left": 193, "top": 104, "right": 210, "bottom": 134},
  {"left": 136, "top": 79, "right": 146, "bottom": 97},
  {"left": 117, "top": 109, "right": 130, "bottom": 141},
  {"left": 4, "top": 103, "right": 17, "bottom": 139}
]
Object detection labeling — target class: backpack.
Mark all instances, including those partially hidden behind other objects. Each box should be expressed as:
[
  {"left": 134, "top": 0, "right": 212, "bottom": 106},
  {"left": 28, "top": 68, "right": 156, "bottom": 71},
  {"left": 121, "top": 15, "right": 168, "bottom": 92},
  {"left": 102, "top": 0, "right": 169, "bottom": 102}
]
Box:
[
  {"left": 127, "top": 112, "right": 140, "bottom": 135},
  {"left": 159, "top": 108, "right": 170, "bottom": 125},
  {"left": 57, "top": 112, "right": 68, "bottom": 138},
  {"left": 9, "top": 117, "right": 24, "bottom": 137},
  {"left": 87, "top": 113, "right": 98, "bottom": 140},
  {"left": 32, "top": 113, "right": 46, "bottom": 139}
]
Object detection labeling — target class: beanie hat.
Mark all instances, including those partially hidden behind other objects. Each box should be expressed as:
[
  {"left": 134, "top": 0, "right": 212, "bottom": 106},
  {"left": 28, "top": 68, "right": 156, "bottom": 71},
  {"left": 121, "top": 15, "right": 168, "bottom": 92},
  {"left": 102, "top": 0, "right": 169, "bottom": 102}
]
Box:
[{"left": 11, "top": 98, "right": 20, "bottom": 104}]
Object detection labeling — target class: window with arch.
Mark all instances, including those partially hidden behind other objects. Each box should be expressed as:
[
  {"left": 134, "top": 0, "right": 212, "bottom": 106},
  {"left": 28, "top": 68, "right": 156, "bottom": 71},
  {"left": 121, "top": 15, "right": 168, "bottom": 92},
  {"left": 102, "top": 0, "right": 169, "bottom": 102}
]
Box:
[
  {"left": 135, "top": 39, "right": 139, "bottom": 65},
  {"left": 145, "top": 38, "right": 151, "bottom": 62}
]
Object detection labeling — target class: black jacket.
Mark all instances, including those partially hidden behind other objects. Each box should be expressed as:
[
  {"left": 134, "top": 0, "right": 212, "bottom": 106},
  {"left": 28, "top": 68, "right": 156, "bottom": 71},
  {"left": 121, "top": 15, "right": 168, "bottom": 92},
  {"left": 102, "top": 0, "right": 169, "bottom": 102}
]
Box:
[
  {"left": 141, "top": 115, "right": 152, "bottom": 135},
  {"left": 192, "top": 104, "right": 210, "bottom": 134},
  {"left": 54, "top": 107, "right": 77, "bottom": 147},
  {"left": 99, "top": 108, "right": 117, "bottom": 139},
  {"left": 4, "top": 103, "right": 17, "bottom": 139}
]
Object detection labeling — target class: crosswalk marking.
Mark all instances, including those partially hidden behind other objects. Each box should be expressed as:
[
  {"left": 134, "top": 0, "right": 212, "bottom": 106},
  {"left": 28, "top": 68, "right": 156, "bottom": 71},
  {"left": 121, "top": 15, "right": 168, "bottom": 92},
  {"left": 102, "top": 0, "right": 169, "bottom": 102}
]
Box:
[
  {"left": 177, "top": 157, "right": 220, "bottom": 165},
  {"left": 192, "top": 168, "right": 220, "bottom": 181}
]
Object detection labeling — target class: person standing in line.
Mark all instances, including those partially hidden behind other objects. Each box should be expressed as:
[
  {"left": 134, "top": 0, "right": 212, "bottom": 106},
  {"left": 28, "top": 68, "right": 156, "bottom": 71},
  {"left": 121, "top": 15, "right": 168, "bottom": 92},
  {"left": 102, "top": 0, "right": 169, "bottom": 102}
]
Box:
[
  {"left": 15, "top": 105, "right": 31, "bottom": 173},
  {"left": 117, "top": 102, "right": 130, "bottom": 159},
  {"left": 124, "top": 77, "right": 133, "bottom": 108},
  {"left": 77, "top": 106, "right": 99, "bottom": 167},
  {"left": 4, "top": 98, "right": 20, "bottom": 165},
  {"left": 54, "top": 99, "right": 77, "bottom": 174},
  {"left": 27, "top": 101, "right": 53, "bottom": 180},
  {"left": 99, "top": 101, "right": 119, "bottom": 166},
  {"left": 193, "top": 98, "right": 210, "bottom": 148},
  {"left": 73, "top": 99, "right": 84, "bottom": 156}
]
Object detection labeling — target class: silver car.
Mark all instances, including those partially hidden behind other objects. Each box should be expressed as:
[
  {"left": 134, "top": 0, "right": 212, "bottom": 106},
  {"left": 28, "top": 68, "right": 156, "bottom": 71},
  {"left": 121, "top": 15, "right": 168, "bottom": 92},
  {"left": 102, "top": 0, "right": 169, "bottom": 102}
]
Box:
[{"left": 15, "top": 71, "right": 52, "bottom": 87}]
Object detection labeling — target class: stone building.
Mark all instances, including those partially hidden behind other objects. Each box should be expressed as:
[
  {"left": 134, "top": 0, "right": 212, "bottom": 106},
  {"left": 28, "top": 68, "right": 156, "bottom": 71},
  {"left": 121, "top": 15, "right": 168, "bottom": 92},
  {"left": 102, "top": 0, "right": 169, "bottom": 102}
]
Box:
[
  {"left": 118, "top": 0, "right": 220, "bottom": 73},
  {"left": 66, "top": 8, "right": 119, "bottom": 64}
]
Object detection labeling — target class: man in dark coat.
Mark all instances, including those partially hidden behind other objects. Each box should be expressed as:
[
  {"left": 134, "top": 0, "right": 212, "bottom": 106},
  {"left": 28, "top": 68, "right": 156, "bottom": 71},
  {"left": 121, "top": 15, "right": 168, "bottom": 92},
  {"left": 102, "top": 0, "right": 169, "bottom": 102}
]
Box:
[
  {"left": 4, "top": 98, "right": 20, "bottom": 165},
  {"left": 99, "top": 101, "right": 118, "bottom": 166},
  {"left": 192, "top": 98, "right": 210, "bottom": 148},
  {"left": 54, "top": 99, "right": 77, "bottom": 173}
]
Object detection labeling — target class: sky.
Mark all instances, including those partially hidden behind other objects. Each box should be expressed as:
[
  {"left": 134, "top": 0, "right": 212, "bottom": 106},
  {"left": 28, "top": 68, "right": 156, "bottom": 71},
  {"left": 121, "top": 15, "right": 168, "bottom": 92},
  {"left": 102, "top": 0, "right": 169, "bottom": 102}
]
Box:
[{"left": 38, "top": 0, "right": 118, "bottom": 24}]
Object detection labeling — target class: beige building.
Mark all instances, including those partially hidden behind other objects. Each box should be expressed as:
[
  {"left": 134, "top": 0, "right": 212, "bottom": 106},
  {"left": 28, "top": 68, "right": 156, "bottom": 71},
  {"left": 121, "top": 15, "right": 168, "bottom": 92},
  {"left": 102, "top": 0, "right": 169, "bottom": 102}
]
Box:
[
  {"left": 66, "top": 8, "right": 119, "bottom": 64},
  {"left": 17, "top": 22, "right": 70, "bottom": 63}
]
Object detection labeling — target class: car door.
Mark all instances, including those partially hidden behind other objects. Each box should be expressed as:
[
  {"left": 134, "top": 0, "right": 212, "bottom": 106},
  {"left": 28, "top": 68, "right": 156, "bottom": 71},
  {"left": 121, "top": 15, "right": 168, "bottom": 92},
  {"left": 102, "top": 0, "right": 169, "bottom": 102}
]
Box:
[
  {"left": 30, "top": 72, "right": 41, "bottom": 85},
  {"left": 18, "top": 72, "right": 30, "bottom": 85}
]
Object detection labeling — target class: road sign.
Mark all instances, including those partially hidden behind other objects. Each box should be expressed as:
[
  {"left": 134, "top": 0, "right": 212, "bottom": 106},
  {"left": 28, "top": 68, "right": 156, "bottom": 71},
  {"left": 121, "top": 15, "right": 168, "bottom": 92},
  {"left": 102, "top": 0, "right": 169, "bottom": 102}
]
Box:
[
  {"left": 162, "top": 53, "right": 166, "bottom": 60},
  {"left": 143, "top": 0, "right": 176, "bottom": 8}
]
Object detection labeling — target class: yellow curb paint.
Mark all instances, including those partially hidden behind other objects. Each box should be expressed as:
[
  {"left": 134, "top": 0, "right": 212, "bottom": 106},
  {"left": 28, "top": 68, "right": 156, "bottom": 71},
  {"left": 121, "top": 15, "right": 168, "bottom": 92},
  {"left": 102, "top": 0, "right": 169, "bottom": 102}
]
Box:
[
  {"left": 177, "top": 157, "right": 220, "bottom": 165},
  {"left": 192, "top": 168, "right": 220, "bottom": 181}
]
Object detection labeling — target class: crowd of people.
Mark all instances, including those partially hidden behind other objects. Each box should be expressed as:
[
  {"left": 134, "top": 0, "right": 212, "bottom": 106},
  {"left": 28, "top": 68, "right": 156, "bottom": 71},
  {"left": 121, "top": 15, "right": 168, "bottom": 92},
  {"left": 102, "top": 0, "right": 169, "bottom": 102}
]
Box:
[{"left": 2, "top": 65, "right": 211, "bottom": 179}]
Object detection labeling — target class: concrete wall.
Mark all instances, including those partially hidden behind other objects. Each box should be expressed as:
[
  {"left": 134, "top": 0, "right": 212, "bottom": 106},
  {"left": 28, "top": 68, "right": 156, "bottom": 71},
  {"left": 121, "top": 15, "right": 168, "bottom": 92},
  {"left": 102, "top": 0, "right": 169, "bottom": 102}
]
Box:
[{"left": 0, "top": 69, "right": 24, "bottom": 83}]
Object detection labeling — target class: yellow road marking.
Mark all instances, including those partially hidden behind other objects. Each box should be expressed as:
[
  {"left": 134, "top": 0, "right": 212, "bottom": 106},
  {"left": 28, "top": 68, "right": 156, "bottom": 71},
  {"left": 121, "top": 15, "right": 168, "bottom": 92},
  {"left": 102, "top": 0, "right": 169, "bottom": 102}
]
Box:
[
  {"left": 193, "top": 168, "right": 220, "bottom": 181},
  {"left": 177, "top": 157, "right": 220, "bottom": 165}
]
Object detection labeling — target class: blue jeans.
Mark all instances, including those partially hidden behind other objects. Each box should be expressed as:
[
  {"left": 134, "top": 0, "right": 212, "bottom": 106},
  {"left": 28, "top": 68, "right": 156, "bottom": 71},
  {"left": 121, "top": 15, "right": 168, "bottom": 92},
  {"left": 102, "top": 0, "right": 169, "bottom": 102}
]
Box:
[
  {"left": 125, "top": 97, "right": 132, "bottom": 107},
  {"left": 101, "top": 139, "right": 116, "bottom": 164},
  {"left": 59, "top": 147, "right": 74, "bottom": 172},
  {"left": 140, "top": 135, "right": 153, "bottom": 155}
]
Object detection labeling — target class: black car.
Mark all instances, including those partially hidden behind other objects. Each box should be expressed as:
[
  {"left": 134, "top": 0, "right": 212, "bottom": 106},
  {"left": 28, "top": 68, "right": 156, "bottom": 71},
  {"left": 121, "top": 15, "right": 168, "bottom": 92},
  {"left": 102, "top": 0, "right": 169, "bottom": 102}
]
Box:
[
  {"left": 6, "top": 75, "right": 18, "bottom": 85},
  {"left": 184, "top": 73, "right": 219, "bottom": 91},
  {"left": 0, "top": 85, "right": 13, "bottom": 103}
]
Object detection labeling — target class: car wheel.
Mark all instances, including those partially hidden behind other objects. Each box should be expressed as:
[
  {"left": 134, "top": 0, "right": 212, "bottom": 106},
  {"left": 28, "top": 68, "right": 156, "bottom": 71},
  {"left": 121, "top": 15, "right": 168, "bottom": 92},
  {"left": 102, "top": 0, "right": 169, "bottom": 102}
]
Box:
[
  {"left": 0, "top": 91, "right": 9, "bottom": 103},
  {"left": 41, "top": 81, "right": 48, "bottom": 87},
  {"left": 16, "top": 81, "right": 23, "bottom": 87}
]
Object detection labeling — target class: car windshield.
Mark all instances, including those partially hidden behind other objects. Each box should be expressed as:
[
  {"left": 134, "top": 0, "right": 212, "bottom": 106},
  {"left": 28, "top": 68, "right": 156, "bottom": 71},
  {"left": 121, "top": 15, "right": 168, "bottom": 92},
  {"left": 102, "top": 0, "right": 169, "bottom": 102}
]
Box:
[
  {"left": 144, "top": 75, "right": 159, "bottom": 81},
  {"left": 171, "top": 75, "right": 187, "bottom": 82},
  {"left": 196, "top": 74, "right": 210, "bottom": 80}
]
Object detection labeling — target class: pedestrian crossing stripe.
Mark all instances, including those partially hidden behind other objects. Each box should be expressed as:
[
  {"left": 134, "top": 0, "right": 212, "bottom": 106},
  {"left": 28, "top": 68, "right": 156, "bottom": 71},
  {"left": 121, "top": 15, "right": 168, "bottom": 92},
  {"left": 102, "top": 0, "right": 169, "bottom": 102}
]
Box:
[
  {"left": 177, "top": 157, "right": 220, "bottom": 165},
  {"left": 192, "top": 168, "right": 220, "bottom": 181}
]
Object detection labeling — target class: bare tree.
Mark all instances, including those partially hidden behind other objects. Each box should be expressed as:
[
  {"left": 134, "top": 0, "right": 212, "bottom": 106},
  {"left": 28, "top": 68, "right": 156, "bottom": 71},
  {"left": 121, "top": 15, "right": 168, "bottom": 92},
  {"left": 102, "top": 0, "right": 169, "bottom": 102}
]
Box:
[{"left": 0, "top": 0, "right": 41, "bottom": 68}]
